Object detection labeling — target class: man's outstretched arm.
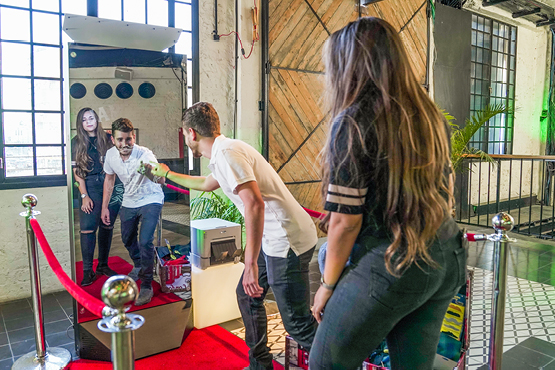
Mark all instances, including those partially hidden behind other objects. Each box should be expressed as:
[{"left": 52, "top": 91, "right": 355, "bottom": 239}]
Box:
[{"left": 150, "top": 162, "right": 220, "bottom": 192}]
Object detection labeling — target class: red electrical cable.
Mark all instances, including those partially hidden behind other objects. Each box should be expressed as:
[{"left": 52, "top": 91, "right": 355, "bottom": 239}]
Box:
[{"left": 30, "top": 218, "right": 105, "bottom": 317}]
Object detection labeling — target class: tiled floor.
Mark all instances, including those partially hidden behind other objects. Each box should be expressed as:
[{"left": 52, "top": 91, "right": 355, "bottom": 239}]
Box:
[{"left": 0, "top": 291, "right": 76, "bottom": 370}]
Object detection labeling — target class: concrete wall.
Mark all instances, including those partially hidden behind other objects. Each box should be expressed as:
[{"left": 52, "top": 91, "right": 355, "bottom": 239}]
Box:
[
  {"left": 0, "top": 0, "right": 263, "bottom": 302},
  {"left": 0, "top": 187, "right": 69, "bottom": 302}
]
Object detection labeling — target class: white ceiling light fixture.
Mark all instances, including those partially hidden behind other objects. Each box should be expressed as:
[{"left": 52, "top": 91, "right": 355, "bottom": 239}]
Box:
[{"left": 63, "top": 14, "right": 182, "bottom": 52}]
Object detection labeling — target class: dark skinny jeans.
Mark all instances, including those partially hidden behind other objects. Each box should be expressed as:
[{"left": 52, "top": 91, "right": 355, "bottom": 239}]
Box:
[
  {"left": 309, "top": 218, "right": 467, "bottom": 370},
  {"left": 119, "top": 203, "right": 163, "bottom": 288},
  {"left": 237, "top": 247, "right": 317, "bottom": 370}
]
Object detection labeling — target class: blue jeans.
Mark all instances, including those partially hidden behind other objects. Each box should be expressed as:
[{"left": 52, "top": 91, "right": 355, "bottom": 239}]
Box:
[
  {"left": 119, "top": 203, "right": 163, "bottom": 288},
  {"left": 237, "top": 247, "right": 317, "bottom": 370},
  {"left": 80, "top": 175, "right": 122, "bottom": 271},
  {"left": 309, "top": 218, "right": 467, "bottom": 370}
]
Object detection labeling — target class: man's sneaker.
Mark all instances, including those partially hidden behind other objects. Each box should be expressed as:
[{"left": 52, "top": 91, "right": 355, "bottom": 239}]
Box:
[
  {"left": 96, "top": 265, "right": 118, "bottom": 277},
  {"left": 135, "top": 287, "right": 153, "bottom": 306},
  {"left": 127, "top": 267, "right": 141, "bottom": 281},
  {"left": 81, "top": 270, "right": 96, "bottom": 287}
]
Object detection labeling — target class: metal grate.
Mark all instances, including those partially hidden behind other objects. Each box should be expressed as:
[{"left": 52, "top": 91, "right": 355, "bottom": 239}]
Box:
[{"left": 469, "top": 13, "right": 517, "bottom": 155}]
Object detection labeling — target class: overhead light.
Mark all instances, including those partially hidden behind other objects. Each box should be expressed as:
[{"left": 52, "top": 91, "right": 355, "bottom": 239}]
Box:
[
  {"left": 360, "top": 0, "right": 385, "bottom": 5},
  {"left": 63, "top": 14, "right": 182, "bottom": 52}
]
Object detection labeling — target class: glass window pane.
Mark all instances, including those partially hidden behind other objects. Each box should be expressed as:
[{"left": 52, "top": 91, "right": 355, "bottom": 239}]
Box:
[
  {"left": 491, "top": 51, "right": 498, "bottom": 67},
  {"left": 62, "top": 0, "right": 87, "bottom": 15},
  {"left": 472, "top": 30, "right": 477, "bottom": 46},
  {"left": 34, "top": 46, "right": 60, "bottom": 78},
  {"left": 2, "top": 77, "right": 31, "bottom": 109},
  {"left": 484, "top": 33, "right": 490, "bottom": 49},
  {"left": 478, "top": 16, "right": 484, "bottom": 31},
  {"left": 493, "top": 22, "right": 499, "bottom": 36},
  {"left": 497, "top": 38, "right": 504, "bottom": 53},
  {"left": 1, "top": 8, "right": 30, "bottom": 42},
  {"left": 175, "top": 32, "right": 191, "bottom": 56},
  {"left": 33, "top": 0, "right": 59, "bottom": 12},
  {"left": 35, "top": 113, "right": 62, "bottom": 144},
  {"left": 175, "top": 3, "right": 191, "bottom": 31},
  {"left": 187, "top": 87, "right": 192, "bottom": 107},
  {"left": 147, "top": 0, "right": 168, "bottom": 27},
  {"left": 1, "top": 42, "right": 31, "bottom": 76},
  {"left": 36, "top": 146, "right": 62, "bottom": 175},
  {"left": 3, "top": 112, "right": 32, "bottom": 144},
  {"left": 477, "top": 32, "right": 484, "bottom": 48},
  {"left": 477, "top": 48, "right": 483, "bottom": 63},
  {"left": 99, "top": 0, "right": 122, "bottom": 20},
  {"left": 1, "top": 0, "right": 29, "bottom": 6},
  {"left": 5, "top": 146, "right": 33, "bottom": 177},
  {"left": 484, "top": 19, "right": 491, "bottom": 33},
  {"left": 124, "top": 0, "right": 146, "bottom": 23},
  {"left": 472, "top": 15, "right": 477, "bottom": 30},
  {"left": 34, "top": 79, "right": 61, "bottom": 110},
  {"left": 33, "top": 12, "right": 60, "bottom": 45},
  {"left": 471, "top": 46, "right": 476, "bottom": 61},
  {"left": 471, "top": 63, "right": 476, "bottom": 78}
]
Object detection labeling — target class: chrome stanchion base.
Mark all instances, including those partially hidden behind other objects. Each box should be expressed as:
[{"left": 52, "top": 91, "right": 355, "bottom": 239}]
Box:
[{"left": 11, "top": 347, "right": 72, "bottom": 370}]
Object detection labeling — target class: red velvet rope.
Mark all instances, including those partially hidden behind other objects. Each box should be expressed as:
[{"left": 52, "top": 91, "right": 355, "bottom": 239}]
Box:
[
  {"left": 165, "top": 183, "right": 190, "bottom": 195},
  {"left": 466, "top": 233, "right": 476, "bottom": 242},
  {"left": 30, "top": 218, "right": 105, "bottom": 318},
  {"left": 165, "top": 183, "right": 327, "bottom": 219}
]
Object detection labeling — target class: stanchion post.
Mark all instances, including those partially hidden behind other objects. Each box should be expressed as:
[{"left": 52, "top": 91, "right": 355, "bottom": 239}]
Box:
[
  {"left": 13, "top": 194, "right": 71, "bottom": 370},
  {"left": 98, "top": 275, "right": 144, "bottom": 370},
  {"left": 488, "top": 212, "right": 516, "bottom": 370}
]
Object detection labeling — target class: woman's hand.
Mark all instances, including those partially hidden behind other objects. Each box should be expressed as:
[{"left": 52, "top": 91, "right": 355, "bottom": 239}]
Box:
[
  {"left": 312, "top": 285, "right": 334, "bottom": 323},
  {"left": 81, "top": 196, "right": 93, "bottom": 214}
]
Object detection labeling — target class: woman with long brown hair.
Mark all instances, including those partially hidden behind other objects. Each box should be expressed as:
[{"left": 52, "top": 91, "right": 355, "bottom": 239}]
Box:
[
  {"left": 72, "top": 107, "right": 123, "bottom": 286},
  {"left": 309, "top": 18, "right": 467, "bottom": 369}
]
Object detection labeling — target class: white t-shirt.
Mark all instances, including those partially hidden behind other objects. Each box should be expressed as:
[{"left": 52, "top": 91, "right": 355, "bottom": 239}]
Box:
[
  {"left": 208, "top": 135, "right": 318, "bottom": 258},
  {"left": 104, "top": 145, "right": 164, "bottom": 208}
]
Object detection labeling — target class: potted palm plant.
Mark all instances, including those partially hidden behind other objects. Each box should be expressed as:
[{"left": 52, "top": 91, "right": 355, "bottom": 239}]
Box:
[{"left": 445, "top": 103, "right": 509, "bottom": 172}]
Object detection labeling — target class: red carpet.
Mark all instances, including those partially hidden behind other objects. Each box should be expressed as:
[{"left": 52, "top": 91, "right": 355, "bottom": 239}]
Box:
[
  {"left": 68, "top": 325, "right": 284, "bottom": 370},
  {"left": 76, "top": 256, "right": 182, "bottom": 323}
]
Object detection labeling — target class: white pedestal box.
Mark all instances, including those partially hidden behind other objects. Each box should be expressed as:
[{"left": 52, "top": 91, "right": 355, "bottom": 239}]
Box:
[{"left": 191, "top": 262, "right": 244, "bottom": 329}]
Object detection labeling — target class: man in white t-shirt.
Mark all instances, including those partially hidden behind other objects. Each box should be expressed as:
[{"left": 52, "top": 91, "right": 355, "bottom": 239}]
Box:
[
  {"left": 101, "top": 118, "right": 165, "bottom": 306},
  {"left": 150, "top": 102, "right": 318, "bottom": 370}
]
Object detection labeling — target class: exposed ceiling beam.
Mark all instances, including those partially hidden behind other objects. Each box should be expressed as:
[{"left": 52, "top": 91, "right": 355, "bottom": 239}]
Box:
[
  {"left": 536, "top": 18, "right": 555, "bottom": 26},
  {"left": 482, "top": 0, "right": 510, "bottom": 7},
  {"left": 512, "top": 7, "right": 542, "bottom": 18}
]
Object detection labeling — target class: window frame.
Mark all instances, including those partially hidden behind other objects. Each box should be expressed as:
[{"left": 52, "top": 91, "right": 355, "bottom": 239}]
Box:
[
  {"left": 0, "top": 0, "right": 199, "bottom": 189},
  {"left": 468, "top": 13, "right": 517, "bottom": 155},
  {"left": 0, "top": 2, "right": 66, "bottom": 189}
]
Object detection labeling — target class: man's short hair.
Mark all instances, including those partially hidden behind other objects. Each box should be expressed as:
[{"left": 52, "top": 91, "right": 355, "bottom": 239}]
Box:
[
  {"left": 182, "top": 102, "right": 220, "bottom": 137},
  {"left": 112, "top": 118, "right": 134, "bottom": 134}
]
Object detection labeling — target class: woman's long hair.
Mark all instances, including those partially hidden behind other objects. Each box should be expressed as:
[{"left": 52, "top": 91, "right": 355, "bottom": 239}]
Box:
[
  {"left": 321, "top": 17, "right": 453, "bottom": 276},
  {"left": 74, "top": 108, "right": 111, "bottom": 178}
]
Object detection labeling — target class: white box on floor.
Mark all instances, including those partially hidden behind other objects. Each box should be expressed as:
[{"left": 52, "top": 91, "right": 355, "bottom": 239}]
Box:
[{"left": 191, "top": 262, "right": 244, "bottom": 329}]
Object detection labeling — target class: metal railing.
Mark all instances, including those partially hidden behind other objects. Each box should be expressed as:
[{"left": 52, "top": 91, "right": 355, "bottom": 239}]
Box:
[
  {"left": 455, "top": 154, "right": 555, "bottom": 239},
  {"left": 13, "top": 194, "right": 143, "bottom": 370}
]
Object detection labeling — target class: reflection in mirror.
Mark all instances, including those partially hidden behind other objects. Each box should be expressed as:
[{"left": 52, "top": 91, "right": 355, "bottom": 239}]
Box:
[{"left": 68, "top": 44, "right": 192, "bottom": 326}]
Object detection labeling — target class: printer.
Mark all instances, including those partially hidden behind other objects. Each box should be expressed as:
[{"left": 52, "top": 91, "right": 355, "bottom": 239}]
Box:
[{"left": 190, "top": 218, "right": 242, "bottom": 269}]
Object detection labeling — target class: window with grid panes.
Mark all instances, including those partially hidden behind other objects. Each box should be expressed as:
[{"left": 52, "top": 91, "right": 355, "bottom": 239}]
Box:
[
  {"left": 469, "top": 14, "right": 516, "bottom": 155},
  {"left": 0, "top": 0, "right": 196, "bottom": 189}
]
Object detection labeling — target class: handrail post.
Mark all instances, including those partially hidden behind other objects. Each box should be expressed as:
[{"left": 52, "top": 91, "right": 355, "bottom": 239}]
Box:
[
  {"left": 13, "top": 194, "right": 71, "bottom": 370},
  {"left": 98, "top": 275, "right": 144, "bottom": 370},
  {"left": 488, "top": 212, "right": 516, "bottom": 370}
]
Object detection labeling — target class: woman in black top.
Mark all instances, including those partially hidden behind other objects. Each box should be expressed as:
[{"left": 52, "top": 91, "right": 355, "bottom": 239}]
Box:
[
  {"left": 309, "top": 18, "right": 467, "bottom": 369},
  {"left": 72, "top": 108, "right": 123, "bottom": 286}
]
